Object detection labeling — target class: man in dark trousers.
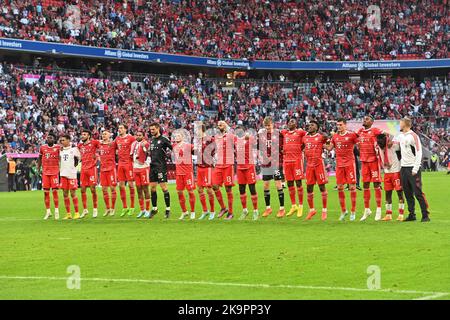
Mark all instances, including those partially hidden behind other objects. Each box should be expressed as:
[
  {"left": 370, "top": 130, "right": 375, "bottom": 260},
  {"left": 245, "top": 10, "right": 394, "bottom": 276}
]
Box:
[
  {"left": 7, "top": 158, "right": 16, "bottom": 192},
  {"left": 397, "top": 118, "right": 430, "bottom": 222}
]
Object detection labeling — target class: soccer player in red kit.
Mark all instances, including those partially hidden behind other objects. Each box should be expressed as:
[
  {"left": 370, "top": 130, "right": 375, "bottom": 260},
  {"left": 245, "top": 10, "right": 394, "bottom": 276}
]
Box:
[
  {"left": 235, "top": 127, "right": 259, "bottom": 220},
  {"left": 98, "top": 130, "right": 117, "bottom": 217},
  {"left": 302, "top": 121, "right": 329, "bottom": 221},
  {"left": 131, "top": 130, "right": 151, "bottom": 219},
  {"left": 195, "top": 124, "right": 216, "bottom": 220},
  {"left": 357, "top": 116, "right": 384, "bottom": 221},
  {"left": 280, "top": 118, "right": 306, "bottom": 218},
  {"left": 78, "top": 129, "right": 100, "bottom": 218},
  {"left": 326, "top": 118, "right": 359, "bottom": 221},
  {"left": 212, "top": 121, "right": 236, "bottom": 220},
  {"left": 38, "top": 133, "right": 60, "bottom": 220},
  {"left": 172, "top": 131, "right": 196, "bottom": 220},
  {"left": 115, "top": 124, "right": 136, "bottom": 216}
]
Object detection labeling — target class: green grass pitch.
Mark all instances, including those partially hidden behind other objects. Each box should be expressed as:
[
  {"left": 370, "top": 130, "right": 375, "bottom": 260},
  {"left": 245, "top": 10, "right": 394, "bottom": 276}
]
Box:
[{"left": 0, "top": 173, "right": 449, "bottom": 300}]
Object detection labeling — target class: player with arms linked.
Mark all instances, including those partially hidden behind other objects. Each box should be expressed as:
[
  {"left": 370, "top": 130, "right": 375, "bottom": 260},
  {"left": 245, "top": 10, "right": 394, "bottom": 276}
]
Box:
[{"left": 39, "top": 133, "right": 60, "bottom": 220}]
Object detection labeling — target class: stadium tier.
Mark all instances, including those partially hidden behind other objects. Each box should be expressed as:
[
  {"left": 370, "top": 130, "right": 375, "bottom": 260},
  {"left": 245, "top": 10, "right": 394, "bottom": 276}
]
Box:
[{"left": 0, "top": 0, "right": 448, "bottom": 62}]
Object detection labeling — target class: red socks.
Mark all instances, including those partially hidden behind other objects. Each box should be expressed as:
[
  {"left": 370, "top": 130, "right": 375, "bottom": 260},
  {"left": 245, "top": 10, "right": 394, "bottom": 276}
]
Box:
[
  {"left": 119, "top": 186, "right": 127, "bottom": 208},
  {"left": 321, "top": 191, "right": 328, "bottom": 210},
  {"left": 363, "top": 188, "right": 371, "bottom": 209},
  {"left": 81, "top": 191, "right": 87, "bottom": 209},
  {"left": 297, "top": 186, "right": 304, "bottom": 205},
  {"left": 251, "top": 194, "right": 258, "bottom": 210},
  {"left": 71, "top": 194, "right": 79, "bottom": 213},
  {"left": 111, "top": 189, "right": 117, "bottom": 209},
  {"left": 92, "top": 189, "right": 98, "bottom": 209},
  {"left": 374, "top": 187, "right": 382, "bottom": 208},
  {"left": 139, "top": 198, "right": 145, "bottom": 211},
  {"left": 178, "top": 191, "right": 187, "bottom": 212},
  {"left": 338, "top": 190, "right": 346, "bottom": 213},
  {"left": 188, "top": 191, "right": 196, "bottom": 212},
  {"left": 208, "top": 191, "right": 215, "bottom": 212},
  {"left": 103, "top": 190, "right": 110, "bottom": 209},
  {"left": 307, "top": 192, "right": 314, "bottom": 210},
  {"left": 214, "top": 189, "right": 226, "bottom": 210},
  {"left": 129, "top": 186, "right": 135, "bottom": 208},
  {"left": 64, "top": 196, "right": 71, "bottom": 213},
  {"left": 227, "top": 190, "right": 234, "bottom": 213},
  {"left": 288, "top": 186, "right": 296, "bottom": 205},
  {"left": 44, "top": 190, "right": 50, "bottom": 209},
  {"left": 240, "top": 194, "right": 247, "bottom": 209},
  {"left": 199, "top": 192, "right": 207, "bottom": 212},
  {"left": 145, "top": 199, "right": 150, "bottom": 211},
  {"left": 350, "top": 188, "right": 357, "bottom": 212},
  {"left": 52, "top": 189, "right": 59, "bottom": 208}
]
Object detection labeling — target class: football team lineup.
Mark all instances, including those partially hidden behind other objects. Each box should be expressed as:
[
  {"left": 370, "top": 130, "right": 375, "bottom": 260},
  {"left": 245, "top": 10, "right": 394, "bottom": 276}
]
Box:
[{"left": 35, "top": 115, "right": 432, "bottom": 223}]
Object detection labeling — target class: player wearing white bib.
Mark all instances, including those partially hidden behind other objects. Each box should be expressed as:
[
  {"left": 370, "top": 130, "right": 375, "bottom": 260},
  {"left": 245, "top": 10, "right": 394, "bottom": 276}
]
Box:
[
  {"left": 376, "top": 133, "right": 405, "bottom": 221},
  {"left": 59, "top": 134, "right": 81, "bottom": 220}
]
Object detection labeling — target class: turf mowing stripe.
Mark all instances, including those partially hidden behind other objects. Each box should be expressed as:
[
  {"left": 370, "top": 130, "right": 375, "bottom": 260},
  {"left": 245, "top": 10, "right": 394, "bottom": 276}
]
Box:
[{"left": 0, "top": 275, "right": 448, "bottom": 299}]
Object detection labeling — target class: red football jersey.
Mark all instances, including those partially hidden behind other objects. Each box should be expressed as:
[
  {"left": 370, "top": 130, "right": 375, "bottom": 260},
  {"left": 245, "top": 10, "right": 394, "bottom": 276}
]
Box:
[
  {"left": 115, "top": 134, "right": 136, "bottom": 165},
  {"left": 303, "top": 133, "right": 327, "bottom": 167},
  {"left": 98, "top": 141, "right": 116, "bottom": 172},
  {"left": 281, "top": 129, "right": 306, "bottom": 162},
  {"left": 195, "top": 137, "right": 215, "bottom": 168},
  {"left": 78, "top": 139, "right": 100, "bottom": 170},
  {"left": 39, "top": 144, "right": 60, "bottom": 175},
  {"left": 173, "top": 142, "right": 193, "bottom": 175},
  {"left": 235, "top": 135, "right": 256, "bottom": 169},
  {"left": 357, "top": 127, "right": 383, "bottom": 162},
  {"left": 331, "top": 131, "right": 359, "bottom": 167},
  {"left": 215, "top": 132, "right": 236, "bottom": 168}
]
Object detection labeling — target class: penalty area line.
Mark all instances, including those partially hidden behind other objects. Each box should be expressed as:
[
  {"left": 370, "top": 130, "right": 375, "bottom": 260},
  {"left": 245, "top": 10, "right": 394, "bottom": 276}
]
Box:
[{"left": 0, "top": 275, "right": 448, "bottom": 299}]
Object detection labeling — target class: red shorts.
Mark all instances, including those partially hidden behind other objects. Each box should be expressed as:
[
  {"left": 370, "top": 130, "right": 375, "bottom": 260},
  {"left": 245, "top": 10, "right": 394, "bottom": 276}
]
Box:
[
  {"left": 60, "top": 176, "right": 78, "bottom": 190},
  {"left": 306, "top": 162, "right": 328, "bottom": 185},
  {"left": 361, "top": 161, "right": 382, "bottom": 183},
  {"left": 384, "top": 172, "right": 402, "bottom": 191},
  {"left": 212, "top": 166, "right": 234, "bottom": 187},
  {"left": 283, "top": 160, "right": 304, "bottom": 182},
  {"left": 80, "top": 167, "right": 97, "bottom": 187},
  {"left": 336, "top": 163, "right": 357, "bottom": 185},
  {"left": 237, "top": 166, "right": 257, "bottom": 185},
  {"left": 100, "top": 170, "right": 117, "bottom": 187},
  {"left": 42, "top": 174, "right": 59, "bottom": 189},
  {"left": 197, "top": 167, "right": 212, "bottom": 187},
  {"left": 117, "top": 163, "right": 134, "bottom": 182},
  {"left": 134, "top": 167, "right": 150, "bottom": 187},
  {"left": 176, "top": 173, "right": 196, "bottom": 191}
]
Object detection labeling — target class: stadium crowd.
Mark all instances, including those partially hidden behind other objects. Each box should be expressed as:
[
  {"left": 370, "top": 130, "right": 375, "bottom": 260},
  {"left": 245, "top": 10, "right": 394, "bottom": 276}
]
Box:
[
  {"left": 1, "top": 61, "right": 449, "bottom": 167},
  {"left": 0, "top": 0, "right": 449, "bottom": 61}
]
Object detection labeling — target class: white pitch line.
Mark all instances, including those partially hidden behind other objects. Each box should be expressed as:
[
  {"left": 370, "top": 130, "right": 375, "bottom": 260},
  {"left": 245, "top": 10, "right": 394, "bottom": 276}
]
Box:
[
  {"left": 414, "top": 293, "right": 449, "bottom": 300},
  {"left": 0, "top": 275, "right": 448, "bottom": 299}
]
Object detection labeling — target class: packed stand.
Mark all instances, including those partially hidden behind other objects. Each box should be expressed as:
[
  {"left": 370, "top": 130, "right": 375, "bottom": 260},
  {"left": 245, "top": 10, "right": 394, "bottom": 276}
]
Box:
[
  {"left": 1, "top": 62, "right": 449, "bottom": 164},
  {"left": 0, "top": 0, "right": 449, "bottom": 61}
]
